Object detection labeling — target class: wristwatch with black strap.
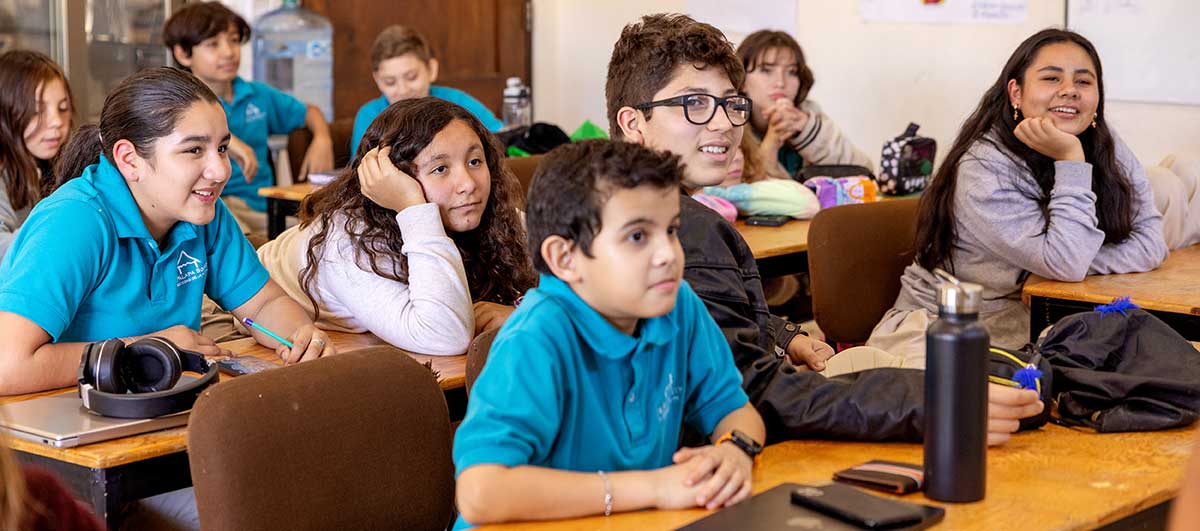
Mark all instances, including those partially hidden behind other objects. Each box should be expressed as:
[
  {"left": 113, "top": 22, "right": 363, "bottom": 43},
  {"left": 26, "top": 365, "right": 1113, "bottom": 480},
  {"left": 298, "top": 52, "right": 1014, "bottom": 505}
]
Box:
[{"left": 717, "top": 429, "right": 763, "bottom": 460}]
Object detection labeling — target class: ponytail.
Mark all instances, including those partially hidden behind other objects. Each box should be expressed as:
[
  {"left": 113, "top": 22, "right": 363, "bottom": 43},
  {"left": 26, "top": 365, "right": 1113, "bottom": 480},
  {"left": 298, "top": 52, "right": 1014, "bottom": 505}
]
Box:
[
  {"left": 53, "top": 124, "right": 102, "bottom": 187},
  {"left": 49, "top": 68, "right": 218, "bottom": 188}
]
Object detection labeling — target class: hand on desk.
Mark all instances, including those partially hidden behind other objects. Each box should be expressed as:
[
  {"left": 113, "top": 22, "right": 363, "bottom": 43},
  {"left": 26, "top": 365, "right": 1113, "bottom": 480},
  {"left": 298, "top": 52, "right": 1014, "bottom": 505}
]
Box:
[
  {"left": 786, "top": 334, "right": 836, "bottom": 372},
  {"left": 657, "top": 443, "right": 754, "bottom": 510},
  {"left": 138, "top": 325, "right": 231, "bottom": 358},
  {"left": 275, "top": 324, "right": 336, "bottom": 364},
  {"left": 987, "top": 384, "right": 1044, "bottom": 446}
]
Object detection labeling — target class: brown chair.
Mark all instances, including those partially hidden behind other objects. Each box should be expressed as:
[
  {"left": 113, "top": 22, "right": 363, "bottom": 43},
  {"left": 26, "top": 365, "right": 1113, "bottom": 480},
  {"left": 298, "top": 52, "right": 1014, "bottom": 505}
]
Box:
[
  {"left": 807, "top": 198, "right": 921, "bottom": 345},
  {"left": 187, "top": 347, "right": 454, "bottom": 531},
  {"left": 503, "top": 154, "right": 544, "bottom": 196},
  {"left": 464, "top": 327, "right": 500, "bottom": 395},
  {"left": 286, "top": 117, "right": 356, "bottom": 180}
]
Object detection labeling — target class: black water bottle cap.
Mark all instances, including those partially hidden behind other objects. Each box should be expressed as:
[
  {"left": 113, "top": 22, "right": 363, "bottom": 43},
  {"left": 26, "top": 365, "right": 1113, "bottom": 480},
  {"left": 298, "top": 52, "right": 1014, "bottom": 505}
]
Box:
[{"left": 933, "top": 268, "right": 982, "bottom": 314}]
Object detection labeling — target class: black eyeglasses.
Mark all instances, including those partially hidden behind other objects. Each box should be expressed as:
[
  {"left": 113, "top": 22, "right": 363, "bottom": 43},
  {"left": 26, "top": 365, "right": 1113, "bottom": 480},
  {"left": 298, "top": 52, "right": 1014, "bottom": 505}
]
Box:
[{"left": 634, "top": 94, "right": 753, "bottom": 127}]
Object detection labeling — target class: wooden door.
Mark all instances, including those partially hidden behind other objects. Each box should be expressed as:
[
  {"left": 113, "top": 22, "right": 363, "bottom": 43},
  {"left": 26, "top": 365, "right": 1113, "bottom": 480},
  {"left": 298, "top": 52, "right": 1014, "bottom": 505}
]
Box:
[{"left": 305, "top": 0, "right": 531, "bottom": 121}]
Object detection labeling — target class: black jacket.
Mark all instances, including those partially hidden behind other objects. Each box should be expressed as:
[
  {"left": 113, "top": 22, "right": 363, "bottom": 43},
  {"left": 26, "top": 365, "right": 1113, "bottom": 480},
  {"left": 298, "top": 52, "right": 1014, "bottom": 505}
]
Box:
[{"left": 678, "top": 194, "right": 925, "bottom": 443}]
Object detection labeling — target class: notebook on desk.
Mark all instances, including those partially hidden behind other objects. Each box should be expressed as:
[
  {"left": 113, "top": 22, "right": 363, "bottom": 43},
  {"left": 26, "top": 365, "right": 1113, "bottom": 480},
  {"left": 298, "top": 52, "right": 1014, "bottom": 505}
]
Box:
[{"left": 0, "top": 392, "right": 189, "bottom": 448}]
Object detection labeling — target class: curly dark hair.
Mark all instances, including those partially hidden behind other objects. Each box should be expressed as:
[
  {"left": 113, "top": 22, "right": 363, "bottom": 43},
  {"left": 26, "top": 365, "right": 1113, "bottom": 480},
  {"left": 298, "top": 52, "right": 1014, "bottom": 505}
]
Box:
[
  {"left": 605, "top": 13, "right": 745, "bottom": 139},
  {"left": 298, "top": 97, "right": 535, "bottom": 316},
  {"left": 914, "top": 28, "right": 1134, "bottom": 272}
]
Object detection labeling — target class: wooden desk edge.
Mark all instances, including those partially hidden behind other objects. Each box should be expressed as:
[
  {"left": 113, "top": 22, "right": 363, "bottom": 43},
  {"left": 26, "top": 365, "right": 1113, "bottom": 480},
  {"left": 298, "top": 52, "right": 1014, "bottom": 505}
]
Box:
[{"left": 5, "top": 333, "right": 465, "bottom": 469}]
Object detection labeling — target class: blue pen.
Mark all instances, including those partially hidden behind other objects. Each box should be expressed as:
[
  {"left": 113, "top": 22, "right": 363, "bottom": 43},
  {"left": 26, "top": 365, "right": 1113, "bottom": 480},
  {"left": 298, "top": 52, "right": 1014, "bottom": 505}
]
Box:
[{"left": 242, "top": 318, "right": 294, "bottom": 349}]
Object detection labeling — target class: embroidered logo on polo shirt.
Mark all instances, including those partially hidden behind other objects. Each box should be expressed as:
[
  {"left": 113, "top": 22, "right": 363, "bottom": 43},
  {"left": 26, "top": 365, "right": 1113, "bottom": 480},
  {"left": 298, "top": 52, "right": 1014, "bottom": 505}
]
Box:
[
  {"left": 176, "top": 250, "right": 208, "bottom": 287},
  {"left": 245, "top": 103, "right": 265, "bottom": 123},
  {"left": 656, "top": 373, "right": 684, "bottom": 421}
]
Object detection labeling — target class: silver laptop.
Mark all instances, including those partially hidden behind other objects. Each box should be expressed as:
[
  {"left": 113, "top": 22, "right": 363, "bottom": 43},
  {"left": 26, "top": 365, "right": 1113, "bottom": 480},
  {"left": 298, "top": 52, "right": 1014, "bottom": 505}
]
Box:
[{"left": 1, "top": 392, "right": 190, "bottom": 448}]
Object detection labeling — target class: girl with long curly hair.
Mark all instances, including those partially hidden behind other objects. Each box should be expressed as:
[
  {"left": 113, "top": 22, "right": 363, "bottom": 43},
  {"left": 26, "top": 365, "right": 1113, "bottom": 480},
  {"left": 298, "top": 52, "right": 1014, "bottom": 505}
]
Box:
[
  {"left": 867, "top": 29, "right": 1167, "bottom": 364},
  {"left": 258, "top": 97, "right": 536, "bottom": 355}
]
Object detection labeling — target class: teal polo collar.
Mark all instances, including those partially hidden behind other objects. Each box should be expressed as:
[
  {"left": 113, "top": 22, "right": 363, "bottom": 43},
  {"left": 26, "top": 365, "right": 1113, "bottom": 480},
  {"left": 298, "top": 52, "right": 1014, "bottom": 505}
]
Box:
[
  {"left": 229, "top": 77, "right": 253, "bottom": 107},
  {"left": 535, "top": 274, "right": 678, "bottom": 359},
  {"left": 89, "top": 156, "right": 154, "bottom": 241},
  {"left": 87, "top": 155, "right": 199, "bottom": 247}
]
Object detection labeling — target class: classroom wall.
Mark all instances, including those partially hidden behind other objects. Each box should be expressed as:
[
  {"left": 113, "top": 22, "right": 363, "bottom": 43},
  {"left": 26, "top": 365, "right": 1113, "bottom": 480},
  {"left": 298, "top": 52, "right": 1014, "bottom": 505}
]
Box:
[{"left": 531, "top": 0, "right": 1200, "bottom": 168}]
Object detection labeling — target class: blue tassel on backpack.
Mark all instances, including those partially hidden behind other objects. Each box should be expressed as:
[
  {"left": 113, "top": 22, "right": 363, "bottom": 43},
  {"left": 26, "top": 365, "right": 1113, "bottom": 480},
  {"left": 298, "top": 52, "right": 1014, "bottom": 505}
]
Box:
[{"left": 1094, "top": 296, "right": 1139, "bottom": 316}]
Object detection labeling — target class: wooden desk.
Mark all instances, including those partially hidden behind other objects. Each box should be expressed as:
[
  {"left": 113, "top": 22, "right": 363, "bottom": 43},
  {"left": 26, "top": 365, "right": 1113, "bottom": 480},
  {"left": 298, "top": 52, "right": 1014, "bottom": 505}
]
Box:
[
  {"left": 480, "top": 423, "right": 1197, "bottom": 531},
  {"left": 2, "top": 331, "right": 465, "bottom": 528},
  {"left": 259, "top": 183, "right": 316, "bottom": 238},
  {"left": 734, "top": 219, "right": 811, "bottom": 278},
  {"left": 1024, "top": 245, "right": 1200, "bottom": 343}
]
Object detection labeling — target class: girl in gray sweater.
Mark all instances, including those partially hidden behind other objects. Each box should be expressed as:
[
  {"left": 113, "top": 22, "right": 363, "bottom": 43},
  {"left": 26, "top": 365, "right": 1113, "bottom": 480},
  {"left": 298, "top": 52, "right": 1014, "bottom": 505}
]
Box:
[
  {"left": 868, "top": 29, "right": 1168, "bottom": 365},
  {"left": 0, "top": 51, "right": 73, "bottom": 261}
]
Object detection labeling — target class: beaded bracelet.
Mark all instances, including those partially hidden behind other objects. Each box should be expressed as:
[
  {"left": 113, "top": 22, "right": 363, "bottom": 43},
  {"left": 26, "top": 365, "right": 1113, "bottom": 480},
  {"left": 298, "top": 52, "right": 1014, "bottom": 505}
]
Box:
[{"left": 597, "top": 470, "right": 613, "bottom": 516}]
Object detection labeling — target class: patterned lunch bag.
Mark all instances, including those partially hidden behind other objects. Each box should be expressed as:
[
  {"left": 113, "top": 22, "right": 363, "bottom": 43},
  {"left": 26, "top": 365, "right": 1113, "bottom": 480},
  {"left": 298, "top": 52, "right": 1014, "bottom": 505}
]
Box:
[{"left": 878, "top": 123, "right": 936, "bottom": 195}]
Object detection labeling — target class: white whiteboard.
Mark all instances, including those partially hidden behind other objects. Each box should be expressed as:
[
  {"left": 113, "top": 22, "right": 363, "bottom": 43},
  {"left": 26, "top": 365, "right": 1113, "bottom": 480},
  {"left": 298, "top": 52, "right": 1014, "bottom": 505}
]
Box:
[{"left": 1067, "top": 0, "right": 1200, "bottom": 106}]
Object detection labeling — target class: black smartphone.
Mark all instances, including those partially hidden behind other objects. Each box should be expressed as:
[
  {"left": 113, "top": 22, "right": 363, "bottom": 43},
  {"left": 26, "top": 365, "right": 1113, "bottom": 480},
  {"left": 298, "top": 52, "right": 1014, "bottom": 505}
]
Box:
[
  {"left": 745, "top": 215, "right": 790, "bottom": 227},
  {"left": 790, "top": 483, "right": 925, "bottom": 529},
  {"left": 217, "top": 356, "right": 280, "bottom": 376}
]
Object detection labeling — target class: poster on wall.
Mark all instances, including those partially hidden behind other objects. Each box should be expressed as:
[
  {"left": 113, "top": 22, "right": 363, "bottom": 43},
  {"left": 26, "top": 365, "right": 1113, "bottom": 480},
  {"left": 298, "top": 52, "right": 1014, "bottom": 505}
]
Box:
[
  {"left": 686, "top": 0, "right": 797, "bottom": 44},
  {"left": 859, "top": 0, "right": 1028, "bottom": 24}
]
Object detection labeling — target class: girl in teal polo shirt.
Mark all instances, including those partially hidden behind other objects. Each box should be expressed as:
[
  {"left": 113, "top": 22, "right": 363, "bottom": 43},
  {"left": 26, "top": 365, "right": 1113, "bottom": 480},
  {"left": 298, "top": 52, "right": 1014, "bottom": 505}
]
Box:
[{"left": 0, "top": 67, "right": 334, "bottom": 396}]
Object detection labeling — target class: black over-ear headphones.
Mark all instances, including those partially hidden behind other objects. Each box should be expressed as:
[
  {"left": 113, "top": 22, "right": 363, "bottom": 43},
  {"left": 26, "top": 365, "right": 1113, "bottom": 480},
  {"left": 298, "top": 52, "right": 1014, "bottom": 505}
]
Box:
[{"left": 77, "top": 337, "right": 219, "bottom": 419}]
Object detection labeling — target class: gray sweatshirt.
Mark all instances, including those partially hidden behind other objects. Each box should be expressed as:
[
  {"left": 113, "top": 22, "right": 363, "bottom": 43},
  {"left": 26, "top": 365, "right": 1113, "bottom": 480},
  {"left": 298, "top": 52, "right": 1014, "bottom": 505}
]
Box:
[
  {"left": 890, "top": 132, "right": 1168, "bottom": 348},
  {"left": 0, "top": 178, "right": 32, "bottom": 263}
]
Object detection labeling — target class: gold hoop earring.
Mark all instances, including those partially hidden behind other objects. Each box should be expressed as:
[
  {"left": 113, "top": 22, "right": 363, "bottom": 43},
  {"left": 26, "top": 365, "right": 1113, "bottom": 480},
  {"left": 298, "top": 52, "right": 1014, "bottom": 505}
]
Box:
[{"left": 1012, "top": 105, "right": 1019, "bottom": 121}]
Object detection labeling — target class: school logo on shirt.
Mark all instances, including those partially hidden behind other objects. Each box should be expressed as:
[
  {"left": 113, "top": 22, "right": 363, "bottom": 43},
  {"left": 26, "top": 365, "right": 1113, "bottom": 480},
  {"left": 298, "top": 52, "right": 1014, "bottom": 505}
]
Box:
[
  {"left": 176, "top": 250, "right": 208, "bottom": 287},
  {"left": 656, "top": 373, "right": 684, "bottom": 421},
  {"left": 245, "top": 103, "right": 266, "bottom": 123}
]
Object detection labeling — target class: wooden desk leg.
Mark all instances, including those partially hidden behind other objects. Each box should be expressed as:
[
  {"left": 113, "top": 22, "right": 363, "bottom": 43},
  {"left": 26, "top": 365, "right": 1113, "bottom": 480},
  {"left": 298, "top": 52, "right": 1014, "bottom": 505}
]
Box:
[
  {"left": 267, "top": 198, "right": 286, "bottom": 240},
  {"left": 1029, "top": 296, "right": 1052, "bottom": 344},
  {"left": 14, "top": 450, "right": 194, "bottom": 529}
]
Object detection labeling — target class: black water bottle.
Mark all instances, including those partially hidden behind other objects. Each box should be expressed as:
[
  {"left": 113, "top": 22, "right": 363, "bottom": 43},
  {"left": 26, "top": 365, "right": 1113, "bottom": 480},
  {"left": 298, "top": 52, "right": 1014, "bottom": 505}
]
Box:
[{"left": 924, "top": 269, "right": 988, "bottom": 502}]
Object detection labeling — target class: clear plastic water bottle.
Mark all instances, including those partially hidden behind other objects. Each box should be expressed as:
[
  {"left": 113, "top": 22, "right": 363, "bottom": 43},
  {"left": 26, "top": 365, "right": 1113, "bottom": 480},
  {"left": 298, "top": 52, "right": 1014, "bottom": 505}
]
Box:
[
  {"left": 252, "top": 0, "right": 333, "bottom": 121},
  {"left": 501, "top": 77, "right": 531, "bottom": 129},
  {"left": 923, "top": 269, "right": 989, "bottom": 503}
]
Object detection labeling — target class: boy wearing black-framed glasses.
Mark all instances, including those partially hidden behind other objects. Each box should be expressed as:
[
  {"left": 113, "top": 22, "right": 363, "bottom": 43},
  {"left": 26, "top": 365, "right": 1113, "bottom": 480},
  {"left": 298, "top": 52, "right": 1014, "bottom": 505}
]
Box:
[
  {"left": 604, "top": 13, "right": 1044, "bottom": 448},
  {"left": 605, "top": 13, "right": 843, "bottom": 435}
]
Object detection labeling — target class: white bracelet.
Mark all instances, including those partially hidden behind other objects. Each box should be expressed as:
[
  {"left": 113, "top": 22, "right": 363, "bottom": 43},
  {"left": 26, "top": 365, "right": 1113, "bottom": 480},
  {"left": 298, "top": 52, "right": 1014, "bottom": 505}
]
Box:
[{"left": 597, "top": 470, "right": 613, "bottom": 516}]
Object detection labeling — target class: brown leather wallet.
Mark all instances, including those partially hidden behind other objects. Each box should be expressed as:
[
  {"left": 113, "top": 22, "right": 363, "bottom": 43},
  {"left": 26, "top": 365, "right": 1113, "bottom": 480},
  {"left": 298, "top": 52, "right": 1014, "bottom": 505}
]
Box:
[{"left": 832, "top": 460, "right": 924, "bottom": 495}]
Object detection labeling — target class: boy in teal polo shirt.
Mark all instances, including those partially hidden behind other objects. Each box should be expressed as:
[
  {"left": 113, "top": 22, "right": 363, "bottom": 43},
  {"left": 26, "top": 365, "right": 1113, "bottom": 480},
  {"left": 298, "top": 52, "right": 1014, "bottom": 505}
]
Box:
[
  {"left": 453, "top": 141, "right": 766, "bottom": 528},
  {"left": 164, "top": 2, "right": 334, "bottom": 235},
  {"left": 350, "top": 25, "right": 503, "bottom": 156}
]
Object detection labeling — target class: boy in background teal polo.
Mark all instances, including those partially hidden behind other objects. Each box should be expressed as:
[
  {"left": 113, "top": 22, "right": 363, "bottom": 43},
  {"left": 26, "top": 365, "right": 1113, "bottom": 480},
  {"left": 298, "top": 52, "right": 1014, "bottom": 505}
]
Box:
[
  {"left": 452, "top": 141, "right": 766, "bottom": 529},
  {"left": 164, "top": 1, "right": 334, "bottom": 236},
  {"left": 350, "top": 25, "right": 502, "bottom": 156}
]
